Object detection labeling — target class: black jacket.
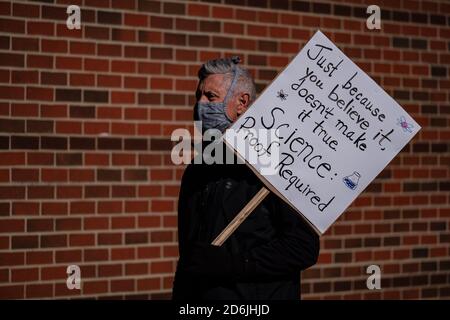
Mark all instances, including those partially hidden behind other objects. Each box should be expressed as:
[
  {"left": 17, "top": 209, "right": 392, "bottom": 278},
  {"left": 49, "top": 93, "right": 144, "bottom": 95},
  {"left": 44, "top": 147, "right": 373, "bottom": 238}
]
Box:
[{"left": 172, "top": 155, "right": 320, "bottom": 300}]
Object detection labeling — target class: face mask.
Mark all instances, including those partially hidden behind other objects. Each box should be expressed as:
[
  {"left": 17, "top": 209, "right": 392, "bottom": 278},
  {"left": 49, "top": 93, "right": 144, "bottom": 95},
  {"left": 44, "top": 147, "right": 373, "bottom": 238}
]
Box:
[
  {"left": 194, "top": 100, "right": 232, "bottom": 133},
  {"left": 194, "top": 61, "right": 242, "bottom": 133}
]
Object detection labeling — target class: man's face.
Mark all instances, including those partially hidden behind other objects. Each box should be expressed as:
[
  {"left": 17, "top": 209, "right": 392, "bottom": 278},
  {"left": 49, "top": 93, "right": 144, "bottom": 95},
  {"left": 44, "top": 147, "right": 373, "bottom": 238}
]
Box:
[{"left": 195, "top": 73, "right": 238, "bottom": 122}]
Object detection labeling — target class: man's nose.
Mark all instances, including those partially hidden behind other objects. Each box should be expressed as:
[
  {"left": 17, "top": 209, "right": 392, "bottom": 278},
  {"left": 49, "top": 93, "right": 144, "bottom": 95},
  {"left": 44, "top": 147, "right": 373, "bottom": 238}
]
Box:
[{"left": 198, "top": 95, "right": 209, "bottom": 103}]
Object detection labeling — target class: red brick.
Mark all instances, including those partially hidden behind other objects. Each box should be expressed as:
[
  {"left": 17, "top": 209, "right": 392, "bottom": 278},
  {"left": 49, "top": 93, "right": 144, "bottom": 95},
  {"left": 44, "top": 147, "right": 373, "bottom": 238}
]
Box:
[
  {"left": 0, "top": 219, "right": 24, "bottom": 233},
  {"left": 55, "top": 283, "right": 81, "bottom": 297},
  {"left": 11, "top": 71, "right": 39, "bottom": 83},
  {"left": 0, "top": 252, "right": 25, "bottom": 266},
  {"left": 11, "top": 235, "right": 37, "bottom": 249},
  {"left": 137, "top": 246, "right": 160, "bottom": 259},
  {"left": 0, "top": 69, "right": 9, "bottom": 83},
  {"left": 12, "top": 168, "right": 39, "bottom": 182},
  {"left": 69, "top": 234, "right": 95, "bottom": 247},
  {"left": 69, "top": 169, "right": 95, "bottom": 182},
  {"left": 98, "top": 264, "right": 122, "bottom": 277},
  {"left": 0, "top": 86, "right": 24, "bottom": 100},
  {"left": 27, "top": 218, "right": 54, "bottom": 232},
  {"left": 112, "top": 28, "right": 135, "bottom": 42},
  {"left": 70, "top": 41, "right": 96, "bottom": 55},
  {"left": 56, "top": 121, "right": 82, "bottom": 134},
  {"left": 111, "top": 247, "right": 135, "bottom": 260},
  {"left": 41, "top": 169, "right": 68, "bottom": 182},
  {"left": 27, "top": 21, "right": 54, "bottom": 36},
  {"left": 55, "top": 218, "right": 82, "bottom": 231},
  {"left": 41, "top": 39, "right": 67, "bottom": 53},
  {"left": 98, "top": 201, "right": 123, "bottom": 214},
  {"left": 85, "top": 153, "right": 109, "bottom": 166},
  {"left": 11, "top": 201, "right": 38, "bottom": 215},
  {"left": 111, "top": 279, "right": 135, "bottom": 292},
  {"left": 98, "top": 74, "right": 122, "bottom": 87},
  {"left": 27, "top": 54, "right": 52, "bottom": 69},
  {"left": 0, "top": 285, "right": 24, "bottom": 299},
  {"left": 97, "top": 231, "right": 122, "bottom": 247},
  {"left": 111, "top": 91, "right": 135, "bottom": 104},
  {"left": 83, "top": 280, "right": 108, "bottom": 295},
  {"left": 41, "top": 266, "right": 67, "bottom": 281},
  {"left": 0, "top": 18, "right": 25, "bottom": 33},
  {"left": 83, "top": 122, "right": 109, "bottom": 135},
  {"left": 85, "top": 58, "right": 109, "bottom": 71},
  {"left": 26, "top": 284, "right": 53, "bottom": 298},
  {"left": 139, "top": 185, "right": 162, "bottom": 197},
  {"left": 84, "top": 249, "right": 108, "bottom": 262},
  {"left": 0, "top": 2, "right": 10, "bottom": 15},
  {"left": 125, "top": 262, "right": 148, "bottom": 275},
  {"left": 151, "top": 260, "right": 173, "bottom": 274},
  {"left": 163, "top": 245, "right": 178, "bottom": 258},
  {"left": 11, "top": 268, "right": 39, "bottom": 282},
  {"left": 124, "top": 76, "right": 147, "bottom": 89},
  {"left": 85, "top": 25, "right": 110, "bottom": 40},
  {"left": 26, "top": 251, "right": 53, "bottom": 265},
  {"left": 26, "top": 87, "right": 53, "bottom": 101},
  {"left": 137, "top": 278, "right": 160, "bottom": 291},
  {"left": 110, "top": 122, "right": 134, "bottom": 135},
  {"left": 151, "top": 200, "right": 174, "bottom": 212},
  {"left": 150, "top": 231, "right": 173, "bottom": 243},
  {"left": 56, "top": 56, "right": 82, "bottom": 70},
  {"left": 188, "top": 3, "right": 209, "bottom": 17},
  {"left": 125, "top": 201, "right": 148, "bottom": 213},
  {"left": 12, "top": 37, "right": 39, "bottom": 51},
  {"left": 124, "top": 13, "right": 148, "bottom": 27},
  {"left": 41, "top": 234, "right": 67, "bottom": 248},
  {"left": 70, "top": 73, "right": 95, "bottom": 86},
  {"left": 96, "top": 49, "right": 120, "bottom": 63},
  {"left": 163, "top": 215, "right": 177, "bottom": 228},
  {"left": 0, "top": 152, "right": 25, "bottom": 166},
  {"left": 56, "top": 23, "right": 82, "bottom": 38},
  {"left": 0, "top": 169, "right": 9, "bottom": 182},
  {"left": 70, "top": 201, "right": 95, "bottom": 214}
]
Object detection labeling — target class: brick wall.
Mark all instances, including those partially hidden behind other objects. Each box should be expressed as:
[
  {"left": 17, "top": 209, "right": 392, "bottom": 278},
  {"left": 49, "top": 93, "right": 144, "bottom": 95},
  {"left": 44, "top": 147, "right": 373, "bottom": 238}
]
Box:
[{"left": 0, "top": 0, "right": 449, "bottom": 299}]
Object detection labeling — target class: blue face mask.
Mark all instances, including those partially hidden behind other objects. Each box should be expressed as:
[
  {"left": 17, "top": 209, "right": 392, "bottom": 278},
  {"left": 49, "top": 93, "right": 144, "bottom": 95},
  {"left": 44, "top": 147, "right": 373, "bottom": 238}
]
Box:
[
  {"left": 194, "top": 64, "right": 241, "bottom": 133},
  {"left": 194, "top": 100, "right": 232, "bottom": 133}
]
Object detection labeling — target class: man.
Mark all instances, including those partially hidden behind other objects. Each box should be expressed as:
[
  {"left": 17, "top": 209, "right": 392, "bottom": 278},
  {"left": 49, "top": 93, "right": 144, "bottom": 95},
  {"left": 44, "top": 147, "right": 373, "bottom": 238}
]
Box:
[{"left": 172, "top": 56, "right": 320, "bottom": 300}]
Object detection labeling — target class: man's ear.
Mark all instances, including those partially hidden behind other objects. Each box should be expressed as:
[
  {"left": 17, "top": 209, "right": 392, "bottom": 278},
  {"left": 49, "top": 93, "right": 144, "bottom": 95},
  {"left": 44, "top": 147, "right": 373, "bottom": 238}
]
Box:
[{"left": 236, "top": 93, "right": 251, "bottom": 116}]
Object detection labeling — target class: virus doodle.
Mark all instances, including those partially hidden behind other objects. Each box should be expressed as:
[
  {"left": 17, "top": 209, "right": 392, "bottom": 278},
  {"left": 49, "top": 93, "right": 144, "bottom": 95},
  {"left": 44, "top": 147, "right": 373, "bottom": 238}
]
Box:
[
  {"left": 277, "top": 89, "right": 288, "bottom": 101},
  {"left": 397, "top": 116, "right": 414, "bottom": 133}
]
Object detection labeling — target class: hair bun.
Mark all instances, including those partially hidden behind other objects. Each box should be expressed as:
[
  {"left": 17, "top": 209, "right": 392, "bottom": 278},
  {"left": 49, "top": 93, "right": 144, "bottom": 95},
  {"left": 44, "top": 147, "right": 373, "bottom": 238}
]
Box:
[{"left": 230, "top": 56, "right": 241, "bottom": 64}]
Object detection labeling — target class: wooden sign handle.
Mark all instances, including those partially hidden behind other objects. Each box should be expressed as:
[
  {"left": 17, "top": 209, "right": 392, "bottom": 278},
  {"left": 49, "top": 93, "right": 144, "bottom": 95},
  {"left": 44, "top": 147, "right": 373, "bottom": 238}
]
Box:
[{"left": 211, "top": 187, "right": 270, "bottom": 246}]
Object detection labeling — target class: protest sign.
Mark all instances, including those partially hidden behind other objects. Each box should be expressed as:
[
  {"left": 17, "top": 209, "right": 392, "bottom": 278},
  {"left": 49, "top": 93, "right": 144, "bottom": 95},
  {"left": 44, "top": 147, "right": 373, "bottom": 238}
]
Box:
[{"left": 221, "top": 30, "right": 421, "bottom": 237}]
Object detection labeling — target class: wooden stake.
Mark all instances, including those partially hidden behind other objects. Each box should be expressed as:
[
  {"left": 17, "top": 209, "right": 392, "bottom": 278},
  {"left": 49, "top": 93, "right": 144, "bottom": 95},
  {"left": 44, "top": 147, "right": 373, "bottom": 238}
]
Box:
[{"left": 211, "top": 187, "right": 270, "bottom": 246}]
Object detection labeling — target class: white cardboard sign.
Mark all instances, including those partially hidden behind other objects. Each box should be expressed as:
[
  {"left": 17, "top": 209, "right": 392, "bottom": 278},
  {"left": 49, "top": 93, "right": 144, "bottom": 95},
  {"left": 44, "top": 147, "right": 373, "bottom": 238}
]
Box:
[{"left": 224, "top": 30, "right": 421, "bottom": 235}]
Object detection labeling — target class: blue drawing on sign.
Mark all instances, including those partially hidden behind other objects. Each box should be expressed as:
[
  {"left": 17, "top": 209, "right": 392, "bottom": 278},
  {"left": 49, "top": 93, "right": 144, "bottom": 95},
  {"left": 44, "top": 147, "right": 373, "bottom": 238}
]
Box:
[
  {"left": 343, "top": 171, "right": 361, "bottom": 190},
  {"left": 397, "top": 116, "right": 414, "bottom": 133},
  {"left": 277, "top": 89, "right": 288, "bottom": 101}
]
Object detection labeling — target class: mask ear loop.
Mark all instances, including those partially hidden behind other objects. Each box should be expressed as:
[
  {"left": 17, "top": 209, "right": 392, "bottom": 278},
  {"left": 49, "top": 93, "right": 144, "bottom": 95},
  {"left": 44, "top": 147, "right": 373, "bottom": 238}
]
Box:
[{"left": 222, "top": 63, "right": 243, "bottom": 122}]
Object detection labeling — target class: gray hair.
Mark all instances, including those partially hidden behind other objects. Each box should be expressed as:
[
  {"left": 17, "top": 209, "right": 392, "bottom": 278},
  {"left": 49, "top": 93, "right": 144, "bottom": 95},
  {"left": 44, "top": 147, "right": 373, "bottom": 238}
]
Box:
[{"left": 198, "top": 56, "right": 257, "bottom": 102}]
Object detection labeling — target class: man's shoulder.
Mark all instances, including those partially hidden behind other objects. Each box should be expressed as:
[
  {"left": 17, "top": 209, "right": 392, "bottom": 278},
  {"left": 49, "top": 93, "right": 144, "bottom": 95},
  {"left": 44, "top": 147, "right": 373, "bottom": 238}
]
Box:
[
  {"left": 183, "top": 162, "right": 255, "bottom": 181},
  {"left": 180, "top": 163, "right": 210, "bottom": 187},
  {"left": 182, "top": 162, "right": 204, "bottom": 178}
]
